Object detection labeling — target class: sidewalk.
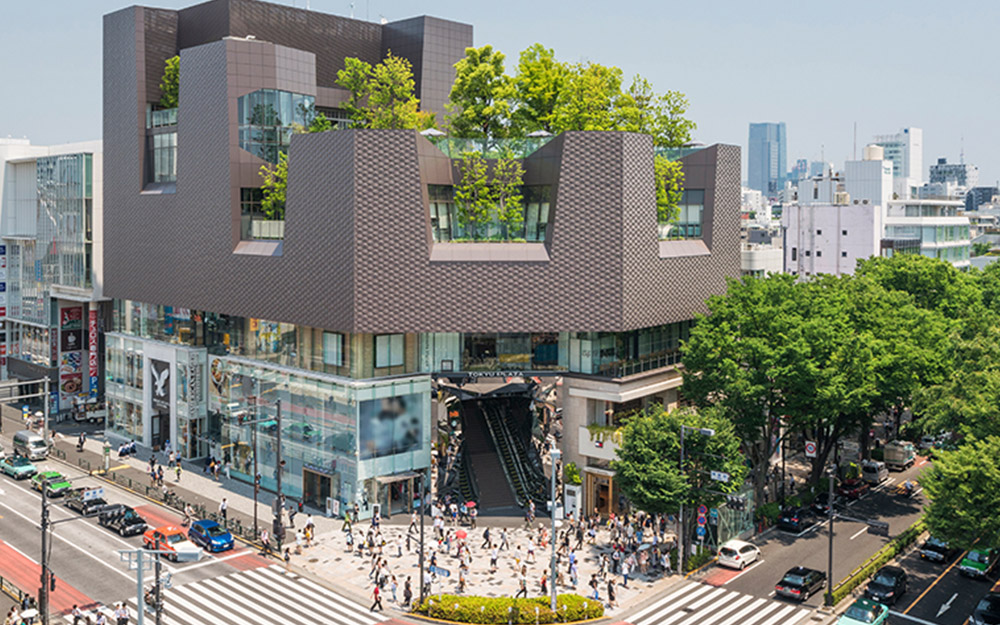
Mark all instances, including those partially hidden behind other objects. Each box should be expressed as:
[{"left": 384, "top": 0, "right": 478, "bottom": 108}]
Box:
[{"left": 1, "top": 405, "right": 682, "bottom": 618}]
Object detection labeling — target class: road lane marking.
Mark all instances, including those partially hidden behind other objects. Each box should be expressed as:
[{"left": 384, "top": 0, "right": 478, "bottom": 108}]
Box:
[
  {"left": 889, "top": 610, "right": 946, "bottom": 625},
  {"left": 902, "top": 547, "right": 970, "bottom": 614},
  {"left": 850, "top": 527, "right": 868, "bottom": 540},
  {"left": 173, "top": 548, "right": 258, "bottom": 573},
  {"left": 937, "top": 592, "right": 957, "bottom": 617},
  {"left": 0, "top": 499, "right": 135, "bottom": 582},
  {"left": 722, "top": 558, "right": 764, "bottom": 584}
]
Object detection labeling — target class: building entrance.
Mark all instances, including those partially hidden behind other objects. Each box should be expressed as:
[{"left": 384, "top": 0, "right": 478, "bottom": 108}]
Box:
[
  {"left": 370, "top": 473, "right": 418, "bottom": 518},
  {"left": 151, "top": 410, "right": 170, "bottom": 451},
  {"left": 302, "top": 468, "right": 338, "bottom": 510},
  {"left": 585, "top": 470, "right": 621, "bottom": 518}
]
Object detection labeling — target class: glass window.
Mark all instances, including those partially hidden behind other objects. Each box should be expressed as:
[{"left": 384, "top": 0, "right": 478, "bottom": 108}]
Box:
[
  {"left": 237, "top": 88, "right": 316, "bottom": 165},
  {"left": 662, "top": 189, "right": 705, "bottom": 240},
  {"left": 323, "top": 332, "right": 343, "bottom": 366},
  {"left": 375, "top": 334, "right": 404, "bottom": 368},
  {"left": 427, "top": 185, "right": 552, "bottom": 243}
]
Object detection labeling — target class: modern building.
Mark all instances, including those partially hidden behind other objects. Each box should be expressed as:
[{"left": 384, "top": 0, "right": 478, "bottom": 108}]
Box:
[
  {"left": 873, "top": 127, "right": 923, "bottom": 199},
  {"left": 741, "top": 224, "right": 782, "bottom": 278},
  {"left": 103, "top": 0, "right": 742, "bottom": 519},
  {"left": 883, "top": 199, "right": 971, "bottom": 269},
  {"left": 843, "top": 145, "right": 893, "bottom": 208},
  {"left": 965, "top": 186, "right": 999, "bottom": 212},
  {"left": 930, "top": 157, "right": 978, "bottom": 188},
  {"left": 0, "top": 138, "right": 107, "bottom": 416},
  {"left": 748, "top": 122, "right": 787, "bottom": 197},
  {"left": 789, "top": 158, "right": 808, "bottom": 182}
]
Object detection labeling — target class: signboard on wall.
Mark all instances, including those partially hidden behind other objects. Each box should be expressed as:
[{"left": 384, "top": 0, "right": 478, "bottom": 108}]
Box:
[
  {"left": 60, "top": 307, "right": 83, "bottom": 330},
  {"left": 150, "top": 358, "right": 171, "bottom": 415},
  {"left": 0, "top": 245, "right": 6, "bottom": 322},
  {"left": 88, "top": 309, "right": 99, "bottom": 400}
]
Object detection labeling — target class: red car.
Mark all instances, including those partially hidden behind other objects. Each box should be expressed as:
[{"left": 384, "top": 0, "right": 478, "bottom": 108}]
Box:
[
  {"left": 837, "top": 477, "right": 870, "bottom": 500},
  {"left": 142, "top": 525, "right": 203, "bottom": 561}
]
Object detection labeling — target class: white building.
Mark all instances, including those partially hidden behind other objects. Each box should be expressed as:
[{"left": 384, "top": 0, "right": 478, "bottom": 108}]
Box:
[
  {"left": 844, "top": 145, "right": 893, "bottom": 208},
  {"left": 930, "top": 157, "right": 978, "bottom": 188},
  {"left": 741, "top": 224, "right": 783, "bottom": 277},
  {"left": 783, "top": 203, "right": 884, "bottom": 277},
  {"left": 873, "top": 127, "right": 923, "bottom": 199},
  {"left": 884, "top": 200, "right": 971, "bottom": 269}
]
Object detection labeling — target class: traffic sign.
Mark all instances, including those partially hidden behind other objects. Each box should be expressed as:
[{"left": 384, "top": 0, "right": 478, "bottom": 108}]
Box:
[
  {"left": 697, "top": 504, "right": 708, "bottom": 516},
  {"left": 710, "top": 470, "right": 730, "bottom": 483},
  {"left": 805, "top": 441, "right": 817, "bottom": 458},
  {"left": 697, "top": 516, "right": 707, "bottom": 527},
  {"left": 428, "top": 565, "right": 451, "bottom": 578},
  {"left": 696, "top": 526, "right": 707, "bottom": 537}
]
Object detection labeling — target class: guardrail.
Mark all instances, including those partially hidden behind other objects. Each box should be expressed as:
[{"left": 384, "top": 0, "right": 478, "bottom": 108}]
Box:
[{"left": 0, "top": 572, "right": 29, "bottom": 605}]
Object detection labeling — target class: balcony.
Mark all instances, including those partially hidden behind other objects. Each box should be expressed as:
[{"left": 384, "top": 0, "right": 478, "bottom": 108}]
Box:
[{"left": 578, "top": 425, "right": 620, "bottom": 462}]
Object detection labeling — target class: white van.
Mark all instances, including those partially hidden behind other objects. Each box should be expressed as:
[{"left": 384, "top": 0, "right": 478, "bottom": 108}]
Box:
[
  {"left": 13, "top": 430, "right": 48, "bottom": 460},
  {"left": 862, "top": 460, "right": 888, "bottom": 485}
]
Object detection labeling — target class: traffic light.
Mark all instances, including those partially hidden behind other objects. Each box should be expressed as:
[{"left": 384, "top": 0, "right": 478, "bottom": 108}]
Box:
[
  {"left": 50, "top": 576, "right": 56, "bottom": 592},
  {"left": 726, "top": 494, "right": 746, "bottom": 511}
]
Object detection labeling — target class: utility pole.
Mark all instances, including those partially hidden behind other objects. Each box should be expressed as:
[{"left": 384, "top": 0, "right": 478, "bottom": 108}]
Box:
[
  {"left": 39, "top": 480, "right": 50, "bottom": 625},
  {"left": 273, "top": 399, "right": 285, "bottom": 553},
  {"left": 154, "top": 538, "right": 163, "bottom": 625},
  {"left": 550, "top": 446, "right": 561, "bottom": 612},
  {"left": 827, "top": 464, "right": 835, "bottom": 604},
  {"left": 418, "top": 469, "right": 426, "bottom": 605},
  {"left": 251, "top": 378, "right": 259, "bottom": 541}
]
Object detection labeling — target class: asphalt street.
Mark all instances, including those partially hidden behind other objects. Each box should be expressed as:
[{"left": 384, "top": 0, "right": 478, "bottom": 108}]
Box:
[{"left": 0, "top": 448, "right": 271, "bottom": 616}]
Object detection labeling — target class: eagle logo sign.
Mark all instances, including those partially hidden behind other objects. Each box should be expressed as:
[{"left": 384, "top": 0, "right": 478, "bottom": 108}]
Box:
[{"left": 153, "top": 365, "right": 170, "bottom": 397}]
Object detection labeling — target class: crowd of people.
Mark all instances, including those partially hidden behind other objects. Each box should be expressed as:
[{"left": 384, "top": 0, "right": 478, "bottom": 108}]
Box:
[{"left": 342, "top": 500, "right": 677, "bottom": 612}]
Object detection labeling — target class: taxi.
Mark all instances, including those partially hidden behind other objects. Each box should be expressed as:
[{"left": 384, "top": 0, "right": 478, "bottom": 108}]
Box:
[
  {"left": 31, "top": 471, "right": 73, "bottom": 497},
  {"left": 143, "top": 525, "right": 203, "bottom": 562}
]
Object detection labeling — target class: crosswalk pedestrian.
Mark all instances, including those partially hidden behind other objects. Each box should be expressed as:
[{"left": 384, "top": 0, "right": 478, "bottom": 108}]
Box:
[
  {"left": 626, "top": 580, "right": 814, "bottom": 625},
  {"left": 64, "top": 565, "right": 387, "bottom": 625}
]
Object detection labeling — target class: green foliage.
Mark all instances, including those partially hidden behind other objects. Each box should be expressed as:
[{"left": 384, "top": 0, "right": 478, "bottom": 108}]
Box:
[
  {"left": 336, "top": 54, "right": 424, "bottom": 129},
  {"left": 259, "top": 151, "right": 288, "bottom": 220},
  {"left": 512, "top": 44, "right": 565, "bottom": 134},
  {"left": 551, "top": 62, "right": 623, "bottom": 132},
  {"left": 417, "top": 594, "right": 602, "bottom": 624},
  {"left": 973, "top": 241, "right": 992, "bottom": 257},
  {"left": 755, "top": 502, "right": 781, "bottom": 524},
  {"left": 306, "top": 112, "right": 333, "bottom": 133},
  {"left": 454, "top": 152, "right": 491, "bottom": 238},
  {"left": 159, "top": 55, "right": 180, "bottom": 109},
  {"left": 447, "top": 45, "right": 515, "bottom": 148},
  {"left": 923, "top": 437, "right": 1000, "bottom": 550},
  {"left": 684, "top": 546, "right": 716, "bottom": 572},
  {"left": 654, "top": 155, "right": 684, "bottom": 225},
  {"left": 611, "top": 405, "right": 748, "bottom": 517},
  {"left": 563, "top": 462, "right": 582, "bottom": 486},
  {"left": 615, "top": 77, "right": 696, "bottom": 147},
  {"left": 856, "top": 254, "right": 983, "bottom": 320},
  {"left": 491, "top": 157, "right": 525, "bottom": 240},
  {"left": 826, "top": 519, "right": 925, "bottom": 606}
]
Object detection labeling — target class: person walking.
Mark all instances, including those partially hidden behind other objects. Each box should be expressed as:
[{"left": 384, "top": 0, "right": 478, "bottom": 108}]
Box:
[
  {"left": 514, "top": 573, "right": 528, "bottom": 599},
  {"left": 539, "top": 571, "right": 548, "bottom": 595},
  {"left": 283, "top": 548, "right": 291, "bottom": 572},
  {"left": 175, "top": 463, "right": 182, "bottom": 482},
  {"left": 499, "top": 528, "right": 508, "bottom": 551},
  {"left": 481, "top": 527, "right": 491, "bottom": 549},
  {"left": 219, "top": 498, "right": 228, "bottom": 523},
  {"left": 403, "top": 576, "right": 413, "bottom": 609},
  {"left": 182, "top": 503, "right": 194, "bottom": 527},
  {"left": 621, "top": 559, "right": 630, "bottom": 588},
  {"left": 260, "top": 528, "right": 270, "bottom": 555},
  {"left": 114, "top": 602, "right": 129, "bottom": 625},
  {"left": 370, "top": 583, "right": 383, "bottom": 612},
  {"left": 606, "top": 578, "right": 617, "bottom": 608}
]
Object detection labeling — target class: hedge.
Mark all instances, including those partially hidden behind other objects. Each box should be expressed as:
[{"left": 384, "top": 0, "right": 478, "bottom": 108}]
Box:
[
  {"left": 825, "top": 518, "right": 925, "bottom": 606},
  {"left": 417, "top": 594, "right": 603, "bottom": 624}
]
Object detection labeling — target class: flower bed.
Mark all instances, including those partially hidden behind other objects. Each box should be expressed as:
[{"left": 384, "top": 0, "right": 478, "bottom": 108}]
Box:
[{"left": 417, "top": 594, "right": 603, "bottom": 624}]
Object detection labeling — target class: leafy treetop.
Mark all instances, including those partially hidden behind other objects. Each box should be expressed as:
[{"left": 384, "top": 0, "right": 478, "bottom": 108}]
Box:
[
  {"left": 159, "top": 55, "right": 179, "bottom": 109},
  {"left": 336, "top": 54, "right": 432, "bottom": 130}
]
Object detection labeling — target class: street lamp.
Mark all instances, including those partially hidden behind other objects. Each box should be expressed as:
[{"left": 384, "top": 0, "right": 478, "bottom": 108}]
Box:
[
  {"left": 678, "top": 425, "right": 715, "bottom": 574},
  {"left": 826, "top": 463, "right": 835, "bottom": 604},
  {"left": 550, "top": 445, "right": 561, "bottom": 612}
]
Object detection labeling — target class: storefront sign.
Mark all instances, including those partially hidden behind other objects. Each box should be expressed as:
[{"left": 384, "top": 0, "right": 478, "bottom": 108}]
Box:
[
  {"left": 150, "top": 358, "right": 171, "bottom": 415},
  {"left": 88, "top": 309, "right": 99, "bottom": 400},
  {"left": 50, "top": 330, "right": 57, "bottom": 367},
  {"left": 188, "top": 362, "right": 202, "bottom": 404},
  {"left": 304, "top": 461, "right": 337, "bottom": 476},
  {"left": 61, "top": 329, "right": 82, "bottom": 352},
  {"left": 60, "top": 306, "right": 83, "bottom": 330}
]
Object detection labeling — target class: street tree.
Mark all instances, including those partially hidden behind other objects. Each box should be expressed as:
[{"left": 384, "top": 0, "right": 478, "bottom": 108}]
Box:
[
  {"left": 922, "top": 436, "right": 1000, "bottom": 550},
  {"left": 512, "top": 43, "right": 565, "bottom": 134},
  {"left": 612, "top": 405, "right": 747, "bottom": 518},
  {"left": 654, "top": 155, "right": 684, "bottom": 227},
  {"left": 259, "top": 151, "right": 288, "bottom": 220},
  {"left": 614, "top": 77, "right": 696, "bottom": 148},
  {"left": 453, "top": 152, "right": 491, "bottom": 239},
  {"left": 856, "top": 254, "right": 983, "bottom": 321},
  {"left": 491, "top": 157, "right": 525, "bottom": 240},
  {"left": 681, "top": 274, "right": 802, "bottom": 503},
  {"left": 447, "top": 45, "right": 515, "bottom": 147},
  {"left": 336, "top": 54, "right": 424, "bottom": 129}
]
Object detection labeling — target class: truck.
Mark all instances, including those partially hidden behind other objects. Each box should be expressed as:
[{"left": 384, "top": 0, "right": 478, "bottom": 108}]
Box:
[{"left": 883, "top": 441, "right": 915, "bottom": 471}]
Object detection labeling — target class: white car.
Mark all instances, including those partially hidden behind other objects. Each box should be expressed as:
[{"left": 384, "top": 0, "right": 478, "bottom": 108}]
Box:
[{"left": 718, "top": 539, "right": 761, "bottom": 570}]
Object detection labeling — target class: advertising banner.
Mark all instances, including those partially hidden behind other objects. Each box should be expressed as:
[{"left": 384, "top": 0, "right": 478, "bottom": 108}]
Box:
[
  {"left": 150, "top": 358, "right": 171, "bottom": 415},
  {"left": 61, "top": 329, "right": 83, "bottom": 352},
  {"left": 60, "top": 306, "right": 83, "bottom": 330},
  {"left": 88, "top": 309, "right": 99, "bottom": 400}
]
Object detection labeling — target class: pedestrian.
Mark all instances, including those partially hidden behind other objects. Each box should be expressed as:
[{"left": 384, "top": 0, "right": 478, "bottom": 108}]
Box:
[
  {"left": 490, "top": 546, "right": 499, "bottom": 573},
  {"left": 540, "top": 571, "right": 548, "bottom": 595},
  {"left": 396, "top": 536, "right": 403, "bottom": 558},
  {"left": 288, "top": 503, "right": 297, "bottom": 528},
  {"left": 589, "top": 574, "right": 600, "bottom": 601},
  {"left": 175, "top": 463, "right": 182, "bottom": 482},
  {"left": 168, "top": 450, "right": 175, "bottom": 468},
  {"left": 114, "top": 602, "right": 129, "bottom": 625},
  {"left": 295, "top": 528, "right": 304, "bottom": 554},
  {"left": 71, "top": 605, "right": 83, "bottom": 625},
  {"left": 260, "top": 528, "right": 270, "bottom": 555},
  {"left": 514, "top": 573, "right": 528, "bottom": 599},
  {"left": 219, "top": 498, "right": 228, "bottom": 523},
  {"left": 370, "top": 583, "right": 383, "bottom": 612},
  {"left": 499, "top": 528, "right": 508, "bottom": 551},
  {"left": 182, "top": 503, "right": 194, "bottom": 527},
  {"left": 607, "top": 579, "right": 617, "bottom": 608},
  {"left": 390, "top": 575, "right": 398, "bottom": 603},
  {"left": 213, "top": 461, "right": 220, "bottom": 481},
  {"left": 283, "top": 547, "right": 291, "bottom": 572},
  {"left": 621, "top": 559, "right": 629, "bottom": 588},
  {"left": 403, "top": 576, "right": 413, "bottom": 609},
  {"left": 481, "top": 527, "right": 491, "bottom": 549}
]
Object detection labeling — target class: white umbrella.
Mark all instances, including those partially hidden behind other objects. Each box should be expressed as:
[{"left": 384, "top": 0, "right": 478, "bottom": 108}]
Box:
[
  {"left": 420, "top": 128, "right": 446, "bottom": 137},
  {"left": 527, "top": 130, "right": 552, "bottom": 138}
]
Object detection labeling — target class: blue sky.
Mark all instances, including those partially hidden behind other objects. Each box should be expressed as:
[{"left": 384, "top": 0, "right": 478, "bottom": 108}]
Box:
[{"left": 2, "top": 0, "right": 997, "bottom": 185}]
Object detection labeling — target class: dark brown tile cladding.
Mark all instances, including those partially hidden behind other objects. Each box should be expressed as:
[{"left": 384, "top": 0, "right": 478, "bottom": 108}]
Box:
[{"left": 143, "top": 8, "right": 179, "bottom": 106}]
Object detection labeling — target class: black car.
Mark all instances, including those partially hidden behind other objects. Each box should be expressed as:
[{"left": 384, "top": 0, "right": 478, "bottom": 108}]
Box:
[
  {"left": 64, "top": 490, "right": 109, "bottom": 516},
  {"left": 775, "top": 566, "right": 826, "bottom": 601},
  {"left": 777, "top": 506, "right": 816, "bottom": 533},
  {"left": 811, "top": 492, "right": 839, "bottom": 517},
  {"left": 972, "top": 592, "right": 1000, "bottom": 625},
  {"left": 920, "top": 536, "right": 957, "bottom": 563},
  {"left": 864, "top": 565, "right": 907, "bottom": 605},
  {"left": 98, "top": 504, "right": 148, "bottom": 536}
]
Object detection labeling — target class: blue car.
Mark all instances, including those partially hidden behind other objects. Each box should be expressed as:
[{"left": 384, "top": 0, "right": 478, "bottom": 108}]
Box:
[{"left": 188, "top": 520, "right": 234, "bottom": 552}]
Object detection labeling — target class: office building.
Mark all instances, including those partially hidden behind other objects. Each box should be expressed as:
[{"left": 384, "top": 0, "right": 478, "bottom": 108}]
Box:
[
  {"left": 966, "top": 186, "right": 999, "bottom": 212},
  {"left": 748, "top": 122, "right": 787, "bottom": 197},
  {"left": 0, "top": 139, "right": 108, "bottom": 416},
  {"left": 873, "top": 127, "right": 923, "bottom": 199},
  {"left": 929, "top": 158, "right": 979, "bottom": 188},
  {"left": 103, "top": 0, "right": 742, "bottom": 519}
]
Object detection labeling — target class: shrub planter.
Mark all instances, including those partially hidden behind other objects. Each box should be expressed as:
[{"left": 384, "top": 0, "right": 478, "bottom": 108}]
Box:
[{"left": 417, "top": 594, "right": 604, "bottom": 624}]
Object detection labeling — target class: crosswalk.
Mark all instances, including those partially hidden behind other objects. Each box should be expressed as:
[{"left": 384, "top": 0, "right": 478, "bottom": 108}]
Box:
[
  {"left": 626, "top": 580, "right": 814, "bottom": 625},
  {"left": 64, "top": 565, "right": 385, "bottom": 625}
]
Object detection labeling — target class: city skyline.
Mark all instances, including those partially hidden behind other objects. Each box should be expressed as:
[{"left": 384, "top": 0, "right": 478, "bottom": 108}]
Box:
[{"left": 1, "top": 0, "right": 998, "bottom": 185}]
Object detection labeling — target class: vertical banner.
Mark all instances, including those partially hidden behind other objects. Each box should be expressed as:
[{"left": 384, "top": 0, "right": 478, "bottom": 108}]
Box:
[
  {"left": 0, "top": 244, "right": 6, "bottom": 321},
  {"left": 88, "top": 309, "right": 99, "bottom": 400},
  {"left": 150, "top": 358, "right": 171, "bottom": 414}
]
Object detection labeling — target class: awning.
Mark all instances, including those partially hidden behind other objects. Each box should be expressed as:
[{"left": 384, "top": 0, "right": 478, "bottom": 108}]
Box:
[{"left": 375, "top": 471, "right": 421, "bottom": 484}]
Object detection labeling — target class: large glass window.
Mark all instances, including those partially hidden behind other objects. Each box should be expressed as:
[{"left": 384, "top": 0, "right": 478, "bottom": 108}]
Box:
[
  {"left": 428, "top": 185, "right": 552, "bottom": 242},
  {"left": 149, "top": 132, "right": 177, "bottom": 183},
  {"left": 661, "top": 189, "right": 705, "bottom": 240},
  {"left": 323, "top": 332, "right": 344, "bottom": 366},
  {"left": 238, "top": 88, "right": 316, "bottom": 164},
  {"left": 375, "top": 334, "right": 404, "bottom": 368}
]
